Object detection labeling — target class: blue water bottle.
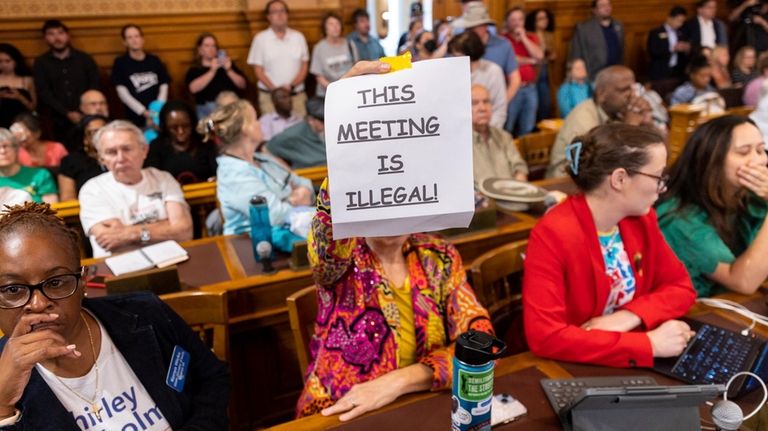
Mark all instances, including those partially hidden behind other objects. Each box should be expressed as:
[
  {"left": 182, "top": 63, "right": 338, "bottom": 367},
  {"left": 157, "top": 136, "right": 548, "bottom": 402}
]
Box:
[
  {"left": 249, "top": 195, "right": 272, "bottom": 261},
  {"left": 452, "top": 330, "right": 507, "bottom": 431}
]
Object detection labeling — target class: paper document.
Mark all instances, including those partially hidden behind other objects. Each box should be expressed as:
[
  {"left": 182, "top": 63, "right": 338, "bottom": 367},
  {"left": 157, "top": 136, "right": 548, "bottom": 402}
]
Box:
[
  {"left": 324, "top": 56, "right": 475, "bottom": 239},
  {"left": 105, "top": 240, "right": 189, "bottom": 276}
]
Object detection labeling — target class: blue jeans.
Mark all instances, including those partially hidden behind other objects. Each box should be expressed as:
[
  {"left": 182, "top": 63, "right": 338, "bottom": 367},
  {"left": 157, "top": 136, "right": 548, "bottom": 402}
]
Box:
[
  {"left": 505, "top": 84, "right": 538, "bottom": 137},
  {"left": 536, "top": 66, "right": 552, "bottom": 120}
]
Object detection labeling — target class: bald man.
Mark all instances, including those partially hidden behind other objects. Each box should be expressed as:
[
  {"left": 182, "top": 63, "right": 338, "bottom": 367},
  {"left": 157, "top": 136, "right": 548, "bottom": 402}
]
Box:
[
  {"left": 79, "top": 89, "right": 109, "bottom": 117},
  {"left": 546, "top": 65, "right": 653, "bottom": 178},
  {"left": 471, "top": 84, "right": 528, "bottom": 185}
]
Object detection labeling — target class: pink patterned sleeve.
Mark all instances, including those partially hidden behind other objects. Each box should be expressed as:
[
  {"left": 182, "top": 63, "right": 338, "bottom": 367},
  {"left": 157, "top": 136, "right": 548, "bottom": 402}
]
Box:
[
  {"left": 308, "top": 178, "right": 360, "bottom": 287},
  {"left": 419, "top": 245, "right": 494, "bottom": 391}
]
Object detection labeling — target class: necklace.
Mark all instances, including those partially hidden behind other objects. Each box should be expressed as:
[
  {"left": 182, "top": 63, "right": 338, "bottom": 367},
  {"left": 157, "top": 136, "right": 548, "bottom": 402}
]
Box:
[
  {"left": 599, "top": 227, "right": 620, "bottom": 259},
  {"left": 52, "top": 312, "right": 102, "bottom": 420}
]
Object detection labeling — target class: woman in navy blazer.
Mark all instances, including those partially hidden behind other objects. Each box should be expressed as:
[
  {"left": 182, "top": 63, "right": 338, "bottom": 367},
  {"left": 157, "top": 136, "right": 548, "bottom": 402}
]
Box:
[
  {"left": 523, "top": 124, "right": 697, "bottom": 368},
  {"left": 0, "top": 202, "right": 229, "bottom": 430}
]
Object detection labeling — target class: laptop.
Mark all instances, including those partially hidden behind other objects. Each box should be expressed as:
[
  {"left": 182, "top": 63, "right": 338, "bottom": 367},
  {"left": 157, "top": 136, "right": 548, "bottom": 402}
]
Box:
[{"left": 653, "top": 318, "right": 768, "bottom": 396}]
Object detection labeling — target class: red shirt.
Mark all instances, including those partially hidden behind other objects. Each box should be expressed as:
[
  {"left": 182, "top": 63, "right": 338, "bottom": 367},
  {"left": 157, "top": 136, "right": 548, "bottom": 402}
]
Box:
[{"left": 504, "top": 32, "right": 539, "bottom": 83}]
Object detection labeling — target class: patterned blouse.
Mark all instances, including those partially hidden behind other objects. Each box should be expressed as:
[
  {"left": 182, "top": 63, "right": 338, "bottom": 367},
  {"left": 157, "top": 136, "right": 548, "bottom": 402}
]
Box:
[{"left": 295, "top": 180, "right": 493, "bottom": 417}]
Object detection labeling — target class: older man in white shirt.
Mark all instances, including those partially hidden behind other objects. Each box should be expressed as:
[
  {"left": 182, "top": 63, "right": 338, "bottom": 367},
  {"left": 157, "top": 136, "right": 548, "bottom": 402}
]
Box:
[
  {"left": 79, "top": 120, "right": 192, "bottom": 257},
  {"left": 247, "top": 0, "right": 309, "bottom": 117}
]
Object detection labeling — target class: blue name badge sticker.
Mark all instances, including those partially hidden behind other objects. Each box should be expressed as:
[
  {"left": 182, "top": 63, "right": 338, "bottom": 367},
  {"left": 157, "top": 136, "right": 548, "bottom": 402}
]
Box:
[{"left": 166, "top": 345, "right": 191, "bottom": 393}]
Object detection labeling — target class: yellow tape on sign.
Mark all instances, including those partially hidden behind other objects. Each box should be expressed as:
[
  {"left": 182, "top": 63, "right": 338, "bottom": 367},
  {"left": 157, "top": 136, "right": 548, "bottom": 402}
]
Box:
[{"left": 379, "top": 51, "right": 412, "bottom": 72}]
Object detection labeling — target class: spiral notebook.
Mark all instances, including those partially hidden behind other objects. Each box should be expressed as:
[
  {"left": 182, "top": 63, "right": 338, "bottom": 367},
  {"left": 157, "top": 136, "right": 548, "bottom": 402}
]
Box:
[{"left": 105, "top": 240, "right": 189, "bottom": 276}]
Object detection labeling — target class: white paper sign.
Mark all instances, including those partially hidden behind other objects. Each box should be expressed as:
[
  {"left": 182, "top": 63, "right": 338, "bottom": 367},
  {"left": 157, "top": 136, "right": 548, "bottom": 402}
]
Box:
[{"left": 324, "top": 56, "right": 475, "bottom": 239}]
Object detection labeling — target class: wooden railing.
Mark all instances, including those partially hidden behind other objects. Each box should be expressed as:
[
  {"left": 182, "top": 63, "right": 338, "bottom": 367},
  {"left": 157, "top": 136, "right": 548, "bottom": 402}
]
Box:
[
  {"left": 51, "top": 166, "right": 328, "bottom": 226},
  {"left": 667, "top": 105, "right": 754, "bottom": 165}
]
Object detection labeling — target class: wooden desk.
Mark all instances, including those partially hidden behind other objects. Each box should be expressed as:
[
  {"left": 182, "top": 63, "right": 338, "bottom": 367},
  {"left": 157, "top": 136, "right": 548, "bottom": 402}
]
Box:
[
  {"left": 83, "top": 211, "right": 536, "bottom": 301},
  {"left": 265, "top": 353, "right": 570, "bottom": 431},
  {"left": 265, "top": 291, "right": 768, "bottom": 431},
  {"left": 264, "top": 349, "right": 740, "bottom": 431}
]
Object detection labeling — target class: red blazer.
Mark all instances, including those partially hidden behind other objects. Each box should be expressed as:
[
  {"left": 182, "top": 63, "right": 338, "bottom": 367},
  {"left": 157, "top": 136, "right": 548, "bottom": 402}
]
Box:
[{"left": 523, "top": 194, "right": 696, "bottom": 368}]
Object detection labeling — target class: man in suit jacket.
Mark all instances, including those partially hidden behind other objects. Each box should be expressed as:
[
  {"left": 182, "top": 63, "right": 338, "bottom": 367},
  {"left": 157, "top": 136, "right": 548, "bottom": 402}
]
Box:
[
  {"left": 647, "top": 6, "right": 691, "bottom": 82},
  {"left": 569, "top": 0, "right": 625, "bottom": 80},
  {"left": 682, "top": 0, "right": 728, "bottom": 50}
]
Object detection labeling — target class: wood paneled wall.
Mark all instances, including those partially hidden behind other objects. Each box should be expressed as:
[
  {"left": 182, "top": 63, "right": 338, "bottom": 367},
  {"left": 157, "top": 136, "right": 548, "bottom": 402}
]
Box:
[
  {"left": 0, "top": 1, "right": 367, "bottom": 116},
  {"left": 0, "top": 0, "right": 731, "bottom": 117}
]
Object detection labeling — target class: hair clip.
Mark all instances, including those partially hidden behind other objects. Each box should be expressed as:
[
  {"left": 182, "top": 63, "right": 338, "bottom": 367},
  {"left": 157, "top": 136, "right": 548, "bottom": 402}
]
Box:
[
  {"left": 565, "top": 141, "right": 583, "bottom": 176},
  {"left": 206, "top": 119, "right": 216, "bottom": 134}
]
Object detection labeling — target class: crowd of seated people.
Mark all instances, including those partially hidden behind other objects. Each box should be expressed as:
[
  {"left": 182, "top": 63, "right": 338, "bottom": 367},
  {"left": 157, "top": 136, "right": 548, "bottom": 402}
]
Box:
[
  {"left": 10, "top": 0, "right": 768, "bottom": 218},
  {"left": 6, "top": 1, "right": 768, "bottom": 428}
]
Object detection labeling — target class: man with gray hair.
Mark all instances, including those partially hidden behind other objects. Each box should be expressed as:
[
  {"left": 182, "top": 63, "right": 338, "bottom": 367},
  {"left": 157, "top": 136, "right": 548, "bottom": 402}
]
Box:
[
  {"left": 546, "top": 65, "right": 653, "bottom": 178},
  {"left": 78, "top": 120, "right": 192, "bottom": 257}
]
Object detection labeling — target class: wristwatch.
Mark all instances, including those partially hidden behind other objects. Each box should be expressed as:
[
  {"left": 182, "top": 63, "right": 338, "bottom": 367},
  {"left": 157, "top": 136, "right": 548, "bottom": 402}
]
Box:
[{"left": 140, "top": 227, "right": 151, "bottom": 244}]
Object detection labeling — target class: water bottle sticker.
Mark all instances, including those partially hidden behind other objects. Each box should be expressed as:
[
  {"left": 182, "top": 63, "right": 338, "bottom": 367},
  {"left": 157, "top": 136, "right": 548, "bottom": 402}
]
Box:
[
  {"left": 451, "top": 396, "right": 472, "bottom": 425},
  {"left": 470, "top": 396, "right": 492, "bottom": 416},
  {"left": 457, "top": 368, "right": 494, "bottom": 402}
]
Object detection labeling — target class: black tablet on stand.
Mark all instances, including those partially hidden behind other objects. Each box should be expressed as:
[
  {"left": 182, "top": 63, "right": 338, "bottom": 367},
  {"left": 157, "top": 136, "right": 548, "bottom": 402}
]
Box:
[{"left": 564, "top": 384, "right": 724, "bottom": 431}]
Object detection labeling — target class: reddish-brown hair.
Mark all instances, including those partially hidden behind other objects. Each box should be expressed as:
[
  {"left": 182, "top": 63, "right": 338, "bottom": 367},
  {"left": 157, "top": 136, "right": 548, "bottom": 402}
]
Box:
[{"left": 567, "top": 123, "right": 665, "bottom": 192}]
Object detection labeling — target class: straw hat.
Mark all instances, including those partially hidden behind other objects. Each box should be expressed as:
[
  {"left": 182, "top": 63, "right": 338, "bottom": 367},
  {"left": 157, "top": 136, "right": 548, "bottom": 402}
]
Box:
[{"left": 453, "top": 2, "right": 495, "bottom": 29}]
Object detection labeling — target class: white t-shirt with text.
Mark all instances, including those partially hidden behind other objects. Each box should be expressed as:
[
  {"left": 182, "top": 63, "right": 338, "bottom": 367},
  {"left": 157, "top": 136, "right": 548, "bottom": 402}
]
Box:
[
  {"left": 36, "top": 316, "right": 173, "bottom": 431},
  {"left": 78, "top": 167, "right": 188, "bottom": 257}
]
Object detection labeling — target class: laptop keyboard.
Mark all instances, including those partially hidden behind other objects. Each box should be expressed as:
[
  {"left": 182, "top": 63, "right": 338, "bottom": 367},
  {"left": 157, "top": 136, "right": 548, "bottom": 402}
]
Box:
[
  {"left": 670, "top": 323, "right": 759, "bottom": 384},
  {"left": 541, "top": 376, "right": 657, "bottom": 415}
]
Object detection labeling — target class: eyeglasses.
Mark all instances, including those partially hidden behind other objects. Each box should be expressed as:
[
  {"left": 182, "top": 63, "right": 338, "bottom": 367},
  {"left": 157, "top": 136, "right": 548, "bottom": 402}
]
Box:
[
  {"left": 626, "top": 169, "right": 669, "bottom": 193},
  {"left": 0, "top": 270, "right": 83, "bottom": 309},
  {"left": 0, "top": 143, "right": 16, "bottom": 152}
]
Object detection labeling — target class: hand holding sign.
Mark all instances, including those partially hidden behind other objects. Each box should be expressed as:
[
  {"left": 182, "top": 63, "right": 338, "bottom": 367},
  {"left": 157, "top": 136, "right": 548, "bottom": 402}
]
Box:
[{"left": 324, "top": 57, "right": 474, "bottom": 239}]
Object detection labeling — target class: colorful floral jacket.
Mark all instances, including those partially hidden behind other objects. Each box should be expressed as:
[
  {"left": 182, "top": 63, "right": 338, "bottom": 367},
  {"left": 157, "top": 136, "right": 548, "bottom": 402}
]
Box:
[{"left": 295, "top": 180, "right": 493, "bottom": 417}]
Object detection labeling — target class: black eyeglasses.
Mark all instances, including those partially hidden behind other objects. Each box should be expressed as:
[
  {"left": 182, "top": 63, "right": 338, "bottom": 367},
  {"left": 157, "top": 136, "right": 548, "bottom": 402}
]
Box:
[
  {"left": 0, "top": 269, "right": 83, "bottom": 309},
  {"left": 626, "top": 169, "right": 669, "bottom": 193}
]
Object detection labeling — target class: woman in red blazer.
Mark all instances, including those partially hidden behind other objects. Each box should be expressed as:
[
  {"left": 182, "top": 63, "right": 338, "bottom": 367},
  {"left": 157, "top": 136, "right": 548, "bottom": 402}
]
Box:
[{"left": 523, "top": 123, "right": 697, "bottom": 368}]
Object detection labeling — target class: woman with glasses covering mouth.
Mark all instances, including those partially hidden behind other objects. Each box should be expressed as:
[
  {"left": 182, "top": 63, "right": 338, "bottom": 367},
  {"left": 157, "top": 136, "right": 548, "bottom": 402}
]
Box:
[
  {"left": 657, "top": 115, "right": 768, "bottom": 298},
  {"left": 0, "top": 202, "right": 229, "bottom": 430},
  {"left": 523, "top": 123, "right": 697, "bottom": 369}
]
